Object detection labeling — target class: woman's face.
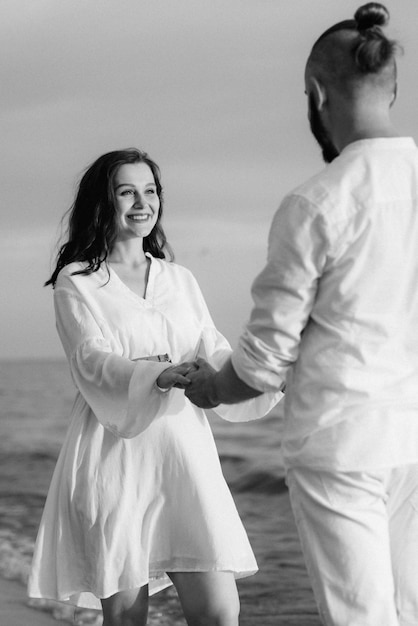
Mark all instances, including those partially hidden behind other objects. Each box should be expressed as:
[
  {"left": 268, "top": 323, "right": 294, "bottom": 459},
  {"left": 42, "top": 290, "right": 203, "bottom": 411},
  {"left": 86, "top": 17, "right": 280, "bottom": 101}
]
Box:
[{"left": 113, "top": 162, "right": 160, "bottom": 243}]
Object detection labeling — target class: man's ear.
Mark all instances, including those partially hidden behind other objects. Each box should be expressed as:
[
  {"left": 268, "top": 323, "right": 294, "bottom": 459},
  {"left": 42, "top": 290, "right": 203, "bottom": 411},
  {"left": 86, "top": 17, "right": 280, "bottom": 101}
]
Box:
[{"left": 308, "top": 76, "right": 327, "bottom": 111}]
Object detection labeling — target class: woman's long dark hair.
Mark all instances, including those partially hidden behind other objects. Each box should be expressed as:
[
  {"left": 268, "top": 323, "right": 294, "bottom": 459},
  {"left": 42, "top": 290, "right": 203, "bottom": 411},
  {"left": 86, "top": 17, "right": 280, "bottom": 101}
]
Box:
[{"left": 46, "top": 148, "right": 174, "bottom": 287}]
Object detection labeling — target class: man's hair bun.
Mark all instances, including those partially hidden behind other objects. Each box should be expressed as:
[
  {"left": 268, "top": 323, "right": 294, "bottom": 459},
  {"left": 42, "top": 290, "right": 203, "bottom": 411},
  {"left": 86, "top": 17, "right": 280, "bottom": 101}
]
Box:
[
  {"left": 351, "top": 2, "right": 396, "bottom": 73},
  {"left": 308, "top": 0, "right": 398, "bottom": 80},
  {"left": 354, "top": 2, "right": 389, "bottom": 31}
]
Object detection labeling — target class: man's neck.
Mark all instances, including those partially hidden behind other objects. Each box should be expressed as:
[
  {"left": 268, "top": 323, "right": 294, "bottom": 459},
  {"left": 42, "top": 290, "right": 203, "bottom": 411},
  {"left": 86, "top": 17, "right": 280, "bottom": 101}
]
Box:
[{"left": 330, "top": 94, "right": 399, "bottom": 154}]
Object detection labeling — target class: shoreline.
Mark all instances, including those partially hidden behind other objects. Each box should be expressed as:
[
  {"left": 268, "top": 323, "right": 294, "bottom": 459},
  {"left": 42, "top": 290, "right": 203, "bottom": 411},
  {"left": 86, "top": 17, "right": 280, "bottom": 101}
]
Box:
[
  {"left": 0, "top": 576, "right": 186, "bottom": 626},
  {"left": 0, "top": 577, "right": 70, "bottom": 626}
]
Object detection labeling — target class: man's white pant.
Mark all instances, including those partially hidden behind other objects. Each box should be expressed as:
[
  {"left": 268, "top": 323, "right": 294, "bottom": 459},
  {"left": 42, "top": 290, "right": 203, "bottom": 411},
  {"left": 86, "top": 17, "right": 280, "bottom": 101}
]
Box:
[{"left": 286, "top": 465, "right": 418, "bottom": 626}]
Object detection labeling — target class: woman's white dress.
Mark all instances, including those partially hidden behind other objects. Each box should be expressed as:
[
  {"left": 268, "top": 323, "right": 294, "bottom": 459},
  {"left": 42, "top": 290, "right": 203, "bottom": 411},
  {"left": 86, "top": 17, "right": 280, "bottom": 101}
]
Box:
[{"left": 28, "top": 255, "right": 280, "bottom": 609}]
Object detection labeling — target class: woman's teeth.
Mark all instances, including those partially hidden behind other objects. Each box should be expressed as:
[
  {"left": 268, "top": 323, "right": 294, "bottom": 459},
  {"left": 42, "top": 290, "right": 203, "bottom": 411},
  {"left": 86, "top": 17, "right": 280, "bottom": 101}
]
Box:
[{"left": 128, "top": 214, "right": 150, "bottom": 222}]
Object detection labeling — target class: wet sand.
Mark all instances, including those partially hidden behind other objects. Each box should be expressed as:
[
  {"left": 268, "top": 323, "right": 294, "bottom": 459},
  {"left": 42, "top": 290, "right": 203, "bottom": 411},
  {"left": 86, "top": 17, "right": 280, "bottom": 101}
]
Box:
[{"left": 0, "top": 578, "right": 69, "bottom": 626}]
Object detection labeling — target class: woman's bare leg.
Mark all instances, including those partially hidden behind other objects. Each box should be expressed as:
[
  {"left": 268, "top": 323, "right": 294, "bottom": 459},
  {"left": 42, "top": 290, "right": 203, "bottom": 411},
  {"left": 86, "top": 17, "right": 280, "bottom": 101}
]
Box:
[
  {"left": 101, "top": 584, "right": 149, "bottom": 626},
  {"left": 168, "top": 571, "right": 239, "bottom": 626}
]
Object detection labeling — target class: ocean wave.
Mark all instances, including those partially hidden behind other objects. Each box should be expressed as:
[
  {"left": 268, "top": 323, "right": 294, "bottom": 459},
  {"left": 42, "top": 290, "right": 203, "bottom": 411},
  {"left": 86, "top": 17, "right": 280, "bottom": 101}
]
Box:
[
  {"left": 0, "top": 528, "right": 102, "bottom": 624},
  {"left": 219, "top": 453, "right": 287, "bottom": 494},
  {"left": 0, "top": 528, "right": 32, "bottom": 585},
  {"left": 232, "top": 470, "right": 287, "bottom": 494}
]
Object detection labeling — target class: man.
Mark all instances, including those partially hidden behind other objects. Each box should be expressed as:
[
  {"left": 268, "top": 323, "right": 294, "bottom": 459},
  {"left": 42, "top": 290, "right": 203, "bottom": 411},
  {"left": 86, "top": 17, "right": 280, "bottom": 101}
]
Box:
[{"left": 185, "top": 4, "right": 418, "bottom": 625}]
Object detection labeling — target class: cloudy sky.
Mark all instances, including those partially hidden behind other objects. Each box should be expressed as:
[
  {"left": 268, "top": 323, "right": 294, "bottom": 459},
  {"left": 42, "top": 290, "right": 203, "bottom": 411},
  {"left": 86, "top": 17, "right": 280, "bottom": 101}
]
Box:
[{"left": 2, "top": 0, "right": 418, "bottom": 359}]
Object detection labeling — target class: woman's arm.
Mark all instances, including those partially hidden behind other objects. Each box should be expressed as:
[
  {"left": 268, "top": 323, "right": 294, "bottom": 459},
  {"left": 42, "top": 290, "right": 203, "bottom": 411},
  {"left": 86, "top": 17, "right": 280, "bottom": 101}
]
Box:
[{"left": 55, "top": 287, "right": 173, "bottom": 438}]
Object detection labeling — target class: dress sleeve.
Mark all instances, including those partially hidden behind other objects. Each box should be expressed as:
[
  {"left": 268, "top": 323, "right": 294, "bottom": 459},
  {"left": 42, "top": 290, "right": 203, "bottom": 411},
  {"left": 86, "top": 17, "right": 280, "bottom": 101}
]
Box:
[
  {"left": 188, "top": 275, "right": 282, "bottom": 422},
  {"left": 54, "top": 288, "right": 172, "bottom": 438},
  {"left": 231, "top": 194, "right": 329, "bottom": 392}
]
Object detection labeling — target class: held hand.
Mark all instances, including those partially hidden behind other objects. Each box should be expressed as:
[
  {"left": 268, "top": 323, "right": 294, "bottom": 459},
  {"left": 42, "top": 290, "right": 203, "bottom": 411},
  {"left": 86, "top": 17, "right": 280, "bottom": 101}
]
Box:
[
  {"left": 156, "top": 362, "right": 198, "bottom": 390},
  {"left": 184, "top": 358, "right": 220, "bottom": 408}
]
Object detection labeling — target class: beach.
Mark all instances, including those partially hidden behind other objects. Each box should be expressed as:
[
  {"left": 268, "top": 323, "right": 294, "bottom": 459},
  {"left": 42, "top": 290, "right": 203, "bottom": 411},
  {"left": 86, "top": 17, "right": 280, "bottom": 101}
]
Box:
[{"left": 0, "top": 359, "right": 321, "bottom": 625}]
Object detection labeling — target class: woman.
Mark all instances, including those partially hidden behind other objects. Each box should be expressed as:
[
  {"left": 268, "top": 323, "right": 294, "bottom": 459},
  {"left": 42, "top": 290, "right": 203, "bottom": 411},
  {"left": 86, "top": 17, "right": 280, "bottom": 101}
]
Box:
[{"left": 28, "top": 148, "right": 280, "bottom": 626}]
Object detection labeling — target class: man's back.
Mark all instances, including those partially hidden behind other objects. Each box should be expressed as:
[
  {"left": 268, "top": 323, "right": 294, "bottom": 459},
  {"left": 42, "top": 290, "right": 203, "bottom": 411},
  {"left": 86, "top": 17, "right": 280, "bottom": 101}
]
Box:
[{"left": 281, "top": 137, "right": 418, "bottom": 468}]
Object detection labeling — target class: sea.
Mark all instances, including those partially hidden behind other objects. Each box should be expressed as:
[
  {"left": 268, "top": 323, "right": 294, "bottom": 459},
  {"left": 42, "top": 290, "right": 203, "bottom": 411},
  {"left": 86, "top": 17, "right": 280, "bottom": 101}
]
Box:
[{"left": 0, "top": 359, "right": 321, "bottom": 625}]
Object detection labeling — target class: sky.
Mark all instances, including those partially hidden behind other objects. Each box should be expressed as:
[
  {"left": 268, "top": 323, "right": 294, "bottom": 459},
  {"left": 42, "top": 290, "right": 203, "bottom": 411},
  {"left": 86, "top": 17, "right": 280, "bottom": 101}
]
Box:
[{"left": 2, "top": 0, "right": 418, "bottom": 359}]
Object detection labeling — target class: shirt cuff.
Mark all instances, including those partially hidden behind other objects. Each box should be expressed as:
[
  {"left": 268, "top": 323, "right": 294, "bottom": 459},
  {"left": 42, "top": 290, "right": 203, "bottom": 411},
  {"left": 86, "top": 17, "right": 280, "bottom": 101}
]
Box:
[{"left": 231, "top": 341, "right": 287, "bottom": 393}]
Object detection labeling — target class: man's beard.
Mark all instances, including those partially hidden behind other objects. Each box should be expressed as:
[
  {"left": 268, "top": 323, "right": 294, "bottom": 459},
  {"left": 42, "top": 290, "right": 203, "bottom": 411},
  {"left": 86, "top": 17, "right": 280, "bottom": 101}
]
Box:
[{"left": 308, "top": 93, "right": 339, "bottom": 163}]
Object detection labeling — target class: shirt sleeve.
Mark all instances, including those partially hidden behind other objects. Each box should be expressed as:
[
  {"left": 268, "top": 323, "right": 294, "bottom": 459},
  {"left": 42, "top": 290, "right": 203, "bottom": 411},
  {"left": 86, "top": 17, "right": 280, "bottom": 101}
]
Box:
[
  {"left": 231, "top": 194, "right": 329, "bottom": 392},
  {"left": 189, "top": 275, "right": 282, "bottom": 422},
  {"left": 54, "top": 287, "right": 172, "bottom": 438}
]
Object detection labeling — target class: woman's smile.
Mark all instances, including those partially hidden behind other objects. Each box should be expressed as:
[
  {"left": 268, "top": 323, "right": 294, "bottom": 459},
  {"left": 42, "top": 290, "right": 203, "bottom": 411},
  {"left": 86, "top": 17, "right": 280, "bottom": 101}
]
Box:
[{"left": 127, "top": 213, "right": 153, "bottom": 222}]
